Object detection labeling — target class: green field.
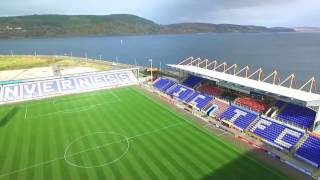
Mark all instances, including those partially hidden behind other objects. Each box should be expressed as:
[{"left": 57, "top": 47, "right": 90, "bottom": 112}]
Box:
[
  {"left": 0, "top": 86, "right": 292, "bottom": 180},
  {"left": 0, "top": 55, "right": 114, "bottom": 71}
]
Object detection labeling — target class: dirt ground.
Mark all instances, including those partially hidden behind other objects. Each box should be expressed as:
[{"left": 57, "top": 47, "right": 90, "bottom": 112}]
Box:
[{"left": 0, "top": 66, "right": 97, "bottom": 81}]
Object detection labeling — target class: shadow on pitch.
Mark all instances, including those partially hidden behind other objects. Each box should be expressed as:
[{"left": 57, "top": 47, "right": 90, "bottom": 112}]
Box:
[
  {"left": 0, "top": 107, "right": 18, "bottom": 127},
  {"left": 200, "top": 150, "right": 312, "bottom": 180}
]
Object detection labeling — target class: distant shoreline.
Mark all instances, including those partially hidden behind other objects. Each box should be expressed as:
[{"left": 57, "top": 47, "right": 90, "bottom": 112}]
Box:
[
  {"left": 0, "top": 31, "right": 307, "bottom": 41},
  {"left": 0, "top": 14, "right": 295, "bottom": 39}
]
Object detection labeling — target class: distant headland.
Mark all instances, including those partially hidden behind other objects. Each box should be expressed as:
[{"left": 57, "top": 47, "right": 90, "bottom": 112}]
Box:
[{"left": 0, "top": 14, "right": 296, "bottom": 38}]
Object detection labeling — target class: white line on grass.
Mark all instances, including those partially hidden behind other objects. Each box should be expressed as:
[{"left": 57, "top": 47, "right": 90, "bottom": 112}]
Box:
[
  {"left": 51, "top": 92, "right": 101, "bottom": 105},
  {"left": 26, "top": 91, "right": 121, "bottom": 120},
  {"left": 0, "top": 122, "right": 185, "bottom": 178},
  {"left": 110, "top": 91, "right": 121, "bottom": 102},
  {"left": 64, "top": 132, "right": 130, "bottom": 168},
  {"left": 27, "top": 100, "right": 118, "bottom": 120},
  {"left": 24, "top": 105, "right": 28, "bottom": 119},
  {"left": 26, "top": 90, "right": 113, "bottom": 107}
]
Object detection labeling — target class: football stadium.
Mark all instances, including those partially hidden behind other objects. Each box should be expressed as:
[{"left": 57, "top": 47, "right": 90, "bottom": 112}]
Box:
[{"left": 0, "top": 56, "right": 320, "bottom": 180}]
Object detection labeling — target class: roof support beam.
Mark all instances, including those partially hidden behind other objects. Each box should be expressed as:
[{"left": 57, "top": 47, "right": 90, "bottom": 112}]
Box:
[
  {"left": 300, "top": 77, "right": 317, "bottom": 93},
  {"left": 223, "top": 64, "right": 238, "bottom": 75},
  {"left": 188, "top": 58, "right": 201, "bottom": 66},
  {"left": 262, "top": 70, "right": 279, "bottom": 85},
  {"left": 198, "top": 59, "right": 209, "bottom": 68},
  {"left": 248, "top": 68, "right": 263, "bottom": 81},
  {"left": 214, "top": 62, "right": 227, "bottom": 72},
  {"left": 176, "top": 56, "right": 319, "bottom": 95},
  {"left": 235, "top": 66, "right": 250, "bottom": 77},
  {"left": 179, "top": 56, "right": 193, "bottom": 65},
  {"left": 279, "top": 73, "right": 296, "bottom": 88},
  {"left": 206, "top": 60, "right": 217, "bottom": 70}
]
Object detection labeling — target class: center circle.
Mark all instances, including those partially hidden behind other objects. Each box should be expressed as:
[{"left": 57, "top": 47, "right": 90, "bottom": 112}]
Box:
[{"left": 64, "top": 132, "right": 130, "bottom": 168}]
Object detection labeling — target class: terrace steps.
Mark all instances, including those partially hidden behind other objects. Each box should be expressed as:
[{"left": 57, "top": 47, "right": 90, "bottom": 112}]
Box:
[
  {"left": 183, "top": 91, "right": 196, "bottom": 102},
  {"left": 245, "top": 116, "right": 260, "bottom": 131},
  {"left": 291, "top": 133, "right": 309, "bottom": 155},
  {"left": 265, "top": 106, "right": 279, "bottom": 118},
  {"left": 278, "top": 103, "right": 288, "bottom": 115}
]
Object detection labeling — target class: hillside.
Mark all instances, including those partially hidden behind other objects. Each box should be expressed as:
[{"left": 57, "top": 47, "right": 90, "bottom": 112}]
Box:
[
  {"left": 160, "top": 23, "right": 294, "bottom": 33},
  {"left": 0, "top": 14, "right": 295, "bottom": 38},
  {"left": 295, "top": 27, "right": 320, "bottom": 32}
]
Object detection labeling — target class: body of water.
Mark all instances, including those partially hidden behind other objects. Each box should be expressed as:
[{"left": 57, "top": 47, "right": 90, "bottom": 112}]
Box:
[{"left": 0, "top": 32, "right": 319, "bottom": 86}]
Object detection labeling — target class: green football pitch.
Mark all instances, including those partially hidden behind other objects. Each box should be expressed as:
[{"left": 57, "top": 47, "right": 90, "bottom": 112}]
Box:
[{"left": 0, "top": 86, "right": 292, "bottom": 180}]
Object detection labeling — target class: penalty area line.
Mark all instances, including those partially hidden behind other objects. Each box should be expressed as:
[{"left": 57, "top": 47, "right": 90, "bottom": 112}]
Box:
[
  {"left": 110, "top": 91, "right": 121, "bottom": 102},
  {"left": 24, "top": 104, "right": 28, "bottom": 119},
  {"left": 28, "top": 100, "right": 118, "bottom": 120}
]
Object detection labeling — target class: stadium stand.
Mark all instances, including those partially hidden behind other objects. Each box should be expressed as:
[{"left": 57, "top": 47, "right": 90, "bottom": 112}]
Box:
[
  {"left": 167, "top": 84, "right": 194, "bottom": 101},
  {"left": 190, "top": 94, "right": 213, "bottom": 109},
  {"left": 235, "top": 97, "right": 269, "bottom": 113},
  {"left": 278, "top": 103, "right": 316, "bottom": 129},
  {"left": 0, "top": 69, "right": 138, "bottom": 103},
  {"left": 161, "top": 81, "right": 176, "bottom": 92},
  {"left": 208, "top": 98, "right": 230, "bottom": 117},
  {"left": 153, "top": 78, "right": 170, "bottom": 89},
  {"left": 153, "top": 78, "right": 213, "bottom": 109},
  {"left": 219, "top": 104, "right": 258, "bottom": 130},
  {"left": 203, "top": 101, "right": 214, "bottom": 112},
  {"left": 250, "top": 117, "right": 304, "bottom": 151},
  {"left": 198, "top": 84, "right": 223, "bottom": 97},
  {"left": 275, "top": 100, "right": 285, "bottom": 109},
  {"left": 220, "top": 91, "right": 238, "bottom": 101},
  {"left": 166, "top": 58, "right": 320, "bottom": 174},
  {"left": 205, "top": 104, "right": 217, "bottom": 116},
  {"left": 295, "top": 135, "right": 320, "bottom": 168},
  {"left": 182, "top": 75, "right": 203, "bottom": 87},
  {"left": 184, "top": 91, "right": 200, "bottom": 103}
]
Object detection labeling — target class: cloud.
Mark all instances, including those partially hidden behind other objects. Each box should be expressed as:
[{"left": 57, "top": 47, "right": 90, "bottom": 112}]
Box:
[
  {"left": 150, "top": 0, "right": 320, "bottom": 26},
  {"left": 0, "top": 0, "right": 319, "bottom": 27}
]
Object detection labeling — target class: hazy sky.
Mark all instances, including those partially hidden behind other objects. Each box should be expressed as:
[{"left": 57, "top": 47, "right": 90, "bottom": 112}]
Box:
[{"left": 1, "top": 0, "right": 319, "bottom": 27}]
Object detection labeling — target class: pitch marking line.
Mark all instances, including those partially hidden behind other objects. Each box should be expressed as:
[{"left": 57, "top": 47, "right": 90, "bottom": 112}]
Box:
[
  {"left": 26, "top": 100, "right": 118, "bottom": 120},
  {"left": 24, "top": 104, "right": 28, "bottom": 119},
  {"left": 26, "top": 90, "right": 115, "bottom": 107},
  {"left": 110, "top": 91, "right": 121, "bottom": 102},
  {"left": 26, "top": 91, "right": 121, "bottom": 119},
  {"left": 0, "top": 122, "right": 185, "bottom": 178},
  {"left": 64, "top": 132, "right": 130, "bottom": 169},
  {"left": 51, "top": 92, "right": 107, "bottom": 105}
]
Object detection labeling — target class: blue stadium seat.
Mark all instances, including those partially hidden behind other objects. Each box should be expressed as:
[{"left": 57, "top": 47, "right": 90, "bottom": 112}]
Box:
[
  {"left": 219, "top": 104, "right": 258, "bottom": 130},
  {"left": 295, "top": 135, "right": 320, "bottom": 168},
  {"left": 161, "top": 81, "right": 176, "bottom": 92},
  {"left": 192, "top": 94, "right": 213, "bottom": 109},
  {"left": 154, "top": 78, "right": 212, "bottom": 109},
  {"left": 182, "top": 75, "right": 203, "bottom": 87},
  {"left": 184, "top": 92, "right": 200, "bottom": 103},
  {"left": 250, "top": 117, "right": 304, "bottom": 151},
  {"left": 153, "top": 78, "right": 170, "bottom": 90},
  {"left": 167, "top": 85, "right": 194, "bottom": 101},
  {"left": 278, "top": 103, "right": 316, "bottom": 129},
  {"left": 274, "top": 100, "right": 285, "bottom": 109}
]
